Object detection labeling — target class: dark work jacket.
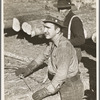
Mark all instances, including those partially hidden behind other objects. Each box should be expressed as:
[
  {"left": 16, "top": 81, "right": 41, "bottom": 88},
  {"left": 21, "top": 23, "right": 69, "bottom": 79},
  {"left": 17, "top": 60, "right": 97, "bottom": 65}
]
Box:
[{"left": 62, "top": 10, "right": 85, "bottom": 47}]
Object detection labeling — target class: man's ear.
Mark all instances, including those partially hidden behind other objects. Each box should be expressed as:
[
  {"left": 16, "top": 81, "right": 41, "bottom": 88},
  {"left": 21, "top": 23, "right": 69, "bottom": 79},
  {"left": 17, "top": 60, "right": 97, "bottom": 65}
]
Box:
[{"left": 56, "top": 27, "right": 60, "bottom": 34}]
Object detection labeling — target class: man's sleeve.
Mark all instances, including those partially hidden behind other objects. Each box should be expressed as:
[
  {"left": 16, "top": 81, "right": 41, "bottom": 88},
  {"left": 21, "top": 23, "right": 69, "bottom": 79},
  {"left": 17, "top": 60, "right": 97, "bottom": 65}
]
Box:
[
  {"left": 35, "top": 45, "right": 51, "bottom": 65},
  {"left": 45, "top": 43, "right": 73, "bottom": 94},
  {"left": 69, "top": 17, "right": 85, "bottom": 46}
]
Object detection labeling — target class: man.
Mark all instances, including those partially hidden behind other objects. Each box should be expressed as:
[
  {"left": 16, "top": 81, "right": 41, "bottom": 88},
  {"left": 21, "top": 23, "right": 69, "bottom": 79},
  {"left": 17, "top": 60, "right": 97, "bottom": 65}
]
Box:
[
  {"left": 55, "top": 1, "right": 91, "bottom": 98},
  {"left": 55, "top": 0, "right": 85, "bottom": 62},
  {"left": 15, "top": 14, "right": 84, "bottom": 100}
]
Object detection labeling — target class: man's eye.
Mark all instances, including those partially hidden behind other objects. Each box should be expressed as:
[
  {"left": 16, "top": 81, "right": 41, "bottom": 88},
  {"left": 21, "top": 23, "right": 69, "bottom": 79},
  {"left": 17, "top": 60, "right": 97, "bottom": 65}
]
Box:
[{"left": 45, "top": 26, "right": 50, "bottom": 29}]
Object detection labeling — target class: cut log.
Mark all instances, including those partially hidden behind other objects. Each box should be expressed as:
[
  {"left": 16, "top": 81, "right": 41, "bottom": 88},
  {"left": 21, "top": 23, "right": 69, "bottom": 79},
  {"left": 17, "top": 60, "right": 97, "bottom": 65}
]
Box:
[
  {"left": 22, "top": 22, "right": 32, "bottom": 35},
  {"left": 12, "top": 16, "right": 25, "bottom": 32},
  {"left": 11, "top": 12, "right": 47, "bottom": 31},
  {"left": 4, "top": 51, "right": 33, "bottom": 63},
  {"left": 12, "top": 18, "right": 20, "bottom": 32},
  {"left": 22, "top": 19, "right": 45, "bottom": 37}
]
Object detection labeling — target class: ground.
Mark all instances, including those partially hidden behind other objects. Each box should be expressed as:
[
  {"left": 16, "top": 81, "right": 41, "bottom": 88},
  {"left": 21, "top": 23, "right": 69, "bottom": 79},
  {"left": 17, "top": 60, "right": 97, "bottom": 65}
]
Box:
[{"left": 4, "top": 1, "right": 96, "bottom": 100}]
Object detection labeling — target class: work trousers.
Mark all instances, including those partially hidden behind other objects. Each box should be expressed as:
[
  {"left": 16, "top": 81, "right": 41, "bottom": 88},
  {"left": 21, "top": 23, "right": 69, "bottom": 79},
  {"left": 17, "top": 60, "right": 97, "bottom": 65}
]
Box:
[{"left": 59, "top": 74, "right": 84, "bottom": 100}]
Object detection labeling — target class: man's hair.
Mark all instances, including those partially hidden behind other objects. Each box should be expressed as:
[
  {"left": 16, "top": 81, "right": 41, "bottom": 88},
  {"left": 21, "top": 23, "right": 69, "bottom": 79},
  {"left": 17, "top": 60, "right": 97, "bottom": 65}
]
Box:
[{"left": 54, "top": 24, "right": 62, "bottom": 32}]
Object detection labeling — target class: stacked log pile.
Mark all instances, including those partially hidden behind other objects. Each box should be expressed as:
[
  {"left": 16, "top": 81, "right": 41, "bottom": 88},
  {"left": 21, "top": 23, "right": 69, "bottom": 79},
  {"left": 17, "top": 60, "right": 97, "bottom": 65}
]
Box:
[{"left": 4, "top": 0, "right": 96, "bottom": 40}]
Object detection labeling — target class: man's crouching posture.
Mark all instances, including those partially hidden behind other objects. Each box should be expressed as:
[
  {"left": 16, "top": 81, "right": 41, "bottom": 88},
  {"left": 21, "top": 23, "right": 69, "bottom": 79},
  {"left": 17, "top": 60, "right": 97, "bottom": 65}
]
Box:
[{"left": 15, "top": 14, "right": 84, "bottom": 100}]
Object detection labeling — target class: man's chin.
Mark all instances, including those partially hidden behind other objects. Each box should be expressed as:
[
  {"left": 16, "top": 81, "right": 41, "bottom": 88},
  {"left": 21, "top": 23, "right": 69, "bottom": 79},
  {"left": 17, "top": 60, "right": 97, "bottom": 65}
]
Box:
[{"left": 45, "top": 36, "right": 50, "bottom": 39}]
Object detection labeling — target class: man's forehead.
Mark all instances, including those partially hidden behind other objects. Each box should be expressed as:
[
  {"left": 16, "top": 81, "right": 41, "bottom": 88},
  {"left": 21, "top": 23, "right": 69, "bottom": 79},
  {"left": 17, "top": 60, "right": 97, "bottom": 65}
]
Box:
[{"left": 44, "top": 23, "right": 55, "bottom": 27}]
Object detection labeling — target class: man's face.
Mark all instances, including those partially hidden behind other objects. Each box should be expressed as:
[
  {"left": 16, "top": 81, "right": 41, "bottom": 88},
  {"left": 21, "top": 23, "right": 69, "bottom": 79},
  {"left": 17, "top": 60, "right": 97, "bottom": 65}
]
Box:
[
  {"left": 59, "top": 9, "right": 69, "bottom": 16},
  {"left": 44, "top": 23, "right": 57, "bottom": 39}
]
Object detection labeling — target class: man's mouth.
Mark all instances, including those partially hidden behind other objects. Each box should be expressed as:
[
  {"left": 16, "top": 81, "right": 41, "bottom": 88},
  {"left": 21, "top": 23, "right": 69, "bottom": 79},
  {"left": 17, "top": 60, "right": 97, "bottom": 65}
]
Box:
[{"left": 45, "top": 33, "right": 49, "bottom": 36}]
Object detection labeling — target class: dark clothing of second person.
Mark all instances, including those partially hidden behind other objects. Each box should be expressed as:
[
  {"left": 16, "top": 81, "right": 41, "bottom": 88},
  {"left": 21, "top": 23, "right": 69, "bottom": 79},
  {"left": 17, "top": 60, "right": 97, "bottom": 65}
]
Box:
[
  {"left": 62, "top": 10, "right": 85, "bottom": 62},
  {"left": 62, "top": 10, "right": 85, "bottom": 47}
]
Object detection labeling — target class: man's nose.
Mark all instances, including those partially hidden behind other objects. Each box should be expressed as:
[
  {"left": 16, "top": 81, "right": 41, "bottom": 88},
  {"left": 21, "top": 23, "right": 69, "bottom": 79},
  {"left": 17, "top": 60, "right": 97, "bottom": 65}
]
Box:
[{"left": 44, "top": 28, "right": 47, "bottom": 33}]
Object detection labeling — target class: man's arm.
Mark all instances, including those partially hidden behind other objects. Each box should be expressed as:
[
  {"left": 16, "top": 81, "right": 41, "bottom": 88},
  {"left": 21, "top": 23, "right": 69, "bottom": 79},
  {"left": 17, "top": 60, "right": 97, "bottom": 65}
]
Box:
[
  {"left": 15, "top": 45, "right": 51, "bottom": 77},
  {"left": 32, "top": 45, "right": 72, "bottom": 100},
  {"left": 35, "top": 42, "right": 53, "bottom": 65},
  {"left": 45, "top": 43, "right": 76, "bottom": 94},
  {"left": 69, "top": 17, "right": 85, "bottom": 47}
]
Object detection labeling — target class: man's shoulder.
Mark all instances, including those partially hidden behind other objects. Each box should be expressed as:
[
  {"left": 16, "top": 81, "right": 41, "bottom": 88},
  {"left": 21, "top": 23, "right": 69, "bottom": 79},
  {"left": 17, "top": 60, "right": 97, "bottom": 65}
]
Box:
[
  {"left": 57, "top": 36, "right": 75, "bottom": 55},
  {"left": 71, "top": 15, "right": 82, "bottom": 23},
  {"left": 59, "top": 36, "right": 73, "bottom": 48}
]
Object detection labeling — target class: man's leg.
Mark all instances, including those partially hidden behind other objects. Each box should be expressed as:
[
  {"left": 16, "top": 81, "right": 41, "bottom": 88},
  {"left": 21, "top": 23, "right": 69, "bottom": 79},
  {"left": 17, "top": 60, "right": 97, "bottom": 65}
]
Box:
[{"left": 59, "top": 74, "right": 84, "bottom": 100}]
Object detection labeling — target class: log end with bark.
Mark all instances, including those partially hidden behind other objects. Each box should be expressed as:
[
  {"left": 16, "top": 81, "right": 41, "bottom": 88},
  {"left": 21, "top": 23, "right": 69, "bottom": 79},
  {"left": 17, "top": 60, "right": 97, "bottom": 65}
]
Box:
[
  {"left": 22, "top": 22, "right": 32, "bottom": 35},
  {"left": 12, "top": 18, "right": 21, "bottom": 32},
  {"left": 22, "top": 20, "right": 45, "bottom": 37}
]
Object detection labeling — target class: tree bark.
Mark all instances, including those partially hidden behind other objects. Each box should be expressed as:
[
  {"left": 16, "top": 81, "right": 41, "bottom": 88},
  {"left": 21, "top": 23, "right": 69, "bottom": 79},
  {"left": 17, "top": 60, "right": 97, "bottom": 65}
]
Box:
[
  {"left": 5, "top": 12, "right": 46, "bottom": 30},
  {"left": 22, "top": 19, "right": 45, "bottom": 37},
  {"left": 4, "top": 51, "right": 33, "bottom": 63}
]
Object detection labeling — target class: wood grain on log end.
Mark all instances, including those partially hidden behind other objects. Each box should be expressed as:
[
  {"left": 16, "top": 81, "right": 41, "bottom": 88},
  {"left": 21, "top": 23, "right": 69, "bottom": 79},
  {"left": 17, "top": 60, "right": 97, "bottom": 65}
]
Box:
[
  {"left": 22, "top": 20, "right": 45, "bottom": 37},
  {"left": 22, "top": 22, "right": 32, "bottom": 35},
  {"left": 12, "top": 18, "right": 20, "bottom": 32}
]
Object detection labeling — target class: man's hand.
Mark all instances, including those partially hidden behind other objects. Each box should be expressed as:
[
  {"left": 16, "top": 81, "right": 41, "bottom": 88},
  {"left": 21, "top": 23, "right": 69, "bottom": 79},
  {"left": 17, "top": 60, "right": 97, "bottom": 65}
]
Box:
[
  {"left": 15, "top": 67, "right": 32, "bottom": 77},
  {"left": 32, "top": 88, "right": 50, "bottom": 100},
  {"left": 15, "top": 60, "right": 38, "bottom": 77}
]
